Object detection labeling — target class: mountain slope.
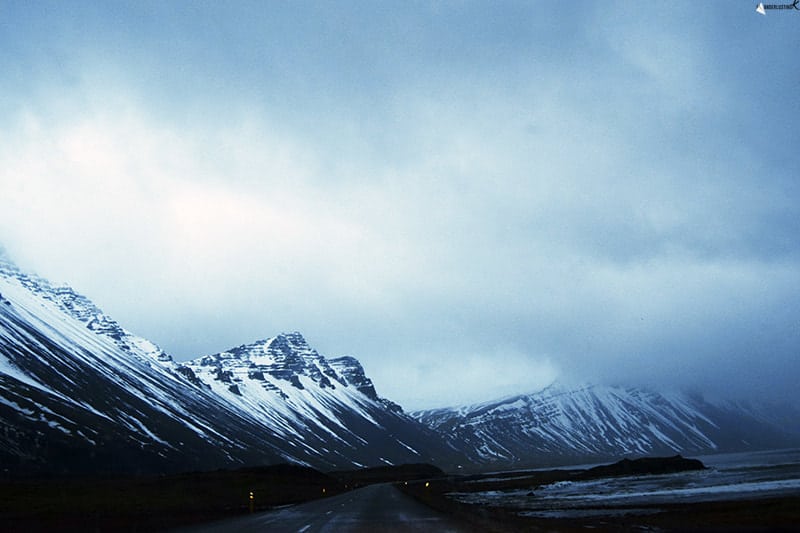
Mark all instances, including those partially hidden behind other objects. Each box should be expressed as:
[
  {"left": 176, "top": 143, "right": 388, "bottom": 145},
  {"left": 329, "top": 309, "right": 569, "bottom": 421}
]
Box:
[
  {"left": 4, "top": 249, "right": 796, "bottom": 476},
  {"left": 0, "top": 253, "right": 460, "bottom": 474},
  {"left": 414, "top": 383, "right": 800, "bottom": 468},
  {"left": 182, "top": 333, "right": 461, "bottom": 470},
  {"left": 0, "top": 260, "right": 291, "bottom": 475}
]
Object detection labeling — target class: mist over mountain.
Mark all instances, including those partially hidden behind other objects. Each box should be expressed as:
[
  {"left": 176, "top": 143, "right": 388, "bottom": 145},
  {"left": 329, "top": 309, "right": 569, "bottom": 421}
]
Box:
[
  {"left": 1, "top": 251, "right": 798, "bottom": 476},
  {"left": 414, "top": 383, "right": 800, "bottom": 469}
]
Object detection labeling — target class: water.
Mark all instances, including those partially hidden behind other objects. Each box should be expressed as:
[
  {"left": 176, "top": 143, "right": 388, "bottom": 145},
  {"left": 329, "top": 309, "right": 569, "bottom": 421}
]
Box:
[{"left": 450, "top": 448, "right": 800, "bottom": 519}]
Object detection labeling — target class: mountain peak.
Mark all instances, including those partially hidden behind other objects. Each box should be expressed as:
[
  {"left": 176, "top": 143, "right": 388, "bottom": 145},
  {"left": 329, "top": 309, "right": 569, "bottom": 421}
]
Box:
[
  {"left": 329, "top": 356, "right": 375, "bottom": 397},
  {"left": 2, "top": 259, "right": 460, "bottom": 473},
  {"left": 0, "top": 250, "right": 173, "bottom": 365},
  {"left": 414, "top": 381, "right": 800, "bottom": 467},
  {"left": 275, "top": 331, "right": 308, "bottom": 345},
  {"left": 194, "top": 331, "right": 341, "bottom": 391},
  {"left": 265, "top": 331, "right": 312, "bottom": 356},
  {"left": 329, "top": 356, "right": 404, "bottom": 413}
]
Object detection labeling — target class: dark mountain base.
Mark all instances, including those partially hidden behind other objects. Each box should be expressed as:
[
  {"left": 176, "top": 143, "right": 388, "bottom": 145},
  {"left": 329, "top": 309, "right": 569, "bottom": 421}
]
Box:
[{"left": 0, "top": 464, "right": 343, "bottom": 532}]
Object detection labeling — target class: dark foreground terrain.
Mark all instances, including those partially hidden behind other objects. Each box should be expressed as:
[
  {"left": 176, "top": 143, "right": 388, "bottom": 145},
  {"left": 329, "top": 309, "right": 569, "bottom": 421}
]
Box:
[
  {"left": 403, "top": 483, "right": 800, "bottom": 532},
  {"left": 2, "top": 457, "right": 799, "bottom": 532},
  {"left": 400, "top": 456, "right": 800, "bottom": 532},
  {"left": 178, "top": 483, "right": 470, "bottom": 533},
  {"left": 0, "top": 464, "right": 346, "bottom": 532},
  {"left": 0, "top": 463, "right": 443, "bottom": 532}
]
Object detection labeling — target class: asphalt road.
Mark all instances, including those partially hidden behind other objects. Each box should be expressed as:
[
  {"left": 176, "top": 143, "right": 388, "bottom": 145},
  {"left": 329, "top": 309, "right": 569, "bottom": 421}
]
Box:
[{"left": 179, "top": 483, "right": 472, "bottom": 532}]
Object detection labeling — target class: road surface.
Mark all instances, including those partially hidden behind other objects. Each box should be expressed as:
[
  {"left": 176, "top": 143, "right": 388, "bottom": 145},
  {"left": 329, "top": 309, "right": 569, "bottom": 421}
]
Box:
[{"left": 179, "top": 483, "right": 472, "bottom": 532}]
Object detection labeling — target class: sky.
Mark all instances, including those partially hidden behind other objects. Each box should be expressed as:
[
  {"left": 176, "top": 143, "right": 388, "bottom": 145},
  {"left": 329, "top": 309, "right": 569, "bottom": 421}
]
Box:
[{"left": 0, "top": 1, "right": 798, "bottom": 410}]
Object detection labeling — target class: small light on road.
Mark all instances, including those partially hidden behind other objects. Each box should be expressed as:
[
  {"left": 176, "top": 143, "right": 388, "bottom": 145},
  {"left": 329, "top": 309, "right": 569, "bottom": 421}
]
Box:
[{"left": 425, "top": 481, "right": 430, "bottom": 488}]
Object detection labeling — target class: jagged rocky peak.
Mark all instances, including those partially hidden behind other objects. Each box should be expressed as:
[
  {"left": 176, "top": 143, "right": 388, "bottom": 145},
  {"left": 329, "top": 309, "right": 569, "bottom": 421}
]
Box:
[
  {"left": 265, "top": 332, "right": 342, "bottom": 389},
  {"left": 271, "top": 331, "right": 312, "bottom": 352},
  {"left": 329, "top": 356, "right": 404, "bottom": 414},
  {"left": 329, "top": 356, "right": 378, "bottom": 399},
  {"left": 174, "top": 364, "right": 208, "bottom": 388},
  {"left": 194, "top": 332, "right": 343, "bottom": 390},
  {"left": 0, "top": 247, "right": 173, "bottom": 365},
  {"left": 214, "top": 332, "right": 313, "bottom": 362},
  {"left": 0, "top": 250, "right": 465, "bottom": 474},
  {"left": 265, "top": 332, "right": 311, "bottom": 367}
]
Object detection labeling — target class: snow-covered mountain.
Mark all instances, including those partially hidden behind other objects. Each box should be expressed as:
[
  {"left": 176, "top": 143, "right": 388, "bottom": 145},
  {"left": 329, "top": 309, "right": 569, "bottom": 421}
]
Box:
[
  {"left": 413, "top": 383, "right": 800, "bottom": 468},
  {"left": 0, "top": 253, "right": 286, "bottom": 475},
  {"left": 0, "top": 251, "right": 459, "bottom": 475},
  {"left": 180, "top": 332, "right": 459, "bottom": 470},
  {"left": 4, "top": 249, "right": 798, "bottom": 477}
]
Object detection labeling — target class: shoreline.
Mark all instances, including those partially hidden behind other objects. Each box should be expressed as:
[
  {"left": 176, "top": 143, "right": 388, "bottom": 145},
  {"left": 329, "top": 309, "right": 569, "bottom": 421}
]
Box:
[
  {"left": 397, "top": 457, "right": 800, "bottom": 532},
  {"left": 403, "top": 483, "right": 800, "bottom": 531}
]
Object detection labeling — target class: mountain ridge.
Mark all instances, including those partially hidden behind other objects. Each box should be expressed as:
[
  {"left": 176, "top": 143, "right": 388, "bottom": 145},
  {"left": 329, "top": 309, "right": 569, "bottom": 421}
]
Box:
[
  {"left": 413, "top": 381, "right": 800, "bottom": 468},
  {"left": 0, "top": 252, "right": 462, "bottom": 475},
  {"left": 2, "top": 250, "right": 798, "bottom": 477},
  {"left": 180, "top": 331, "right": 461, "bottom": 470}
]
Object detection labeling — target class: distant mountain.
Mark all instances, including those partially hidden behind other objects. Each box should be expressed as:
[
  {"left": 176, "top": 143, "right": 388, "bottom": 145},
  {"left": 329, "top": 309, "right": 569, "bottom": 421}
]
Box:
[
  {"left": 0, "top": 251, "right": 460, "bottom": 475},
  {"left": 413, "top": 383, "right": 800, "bottom": 468}
]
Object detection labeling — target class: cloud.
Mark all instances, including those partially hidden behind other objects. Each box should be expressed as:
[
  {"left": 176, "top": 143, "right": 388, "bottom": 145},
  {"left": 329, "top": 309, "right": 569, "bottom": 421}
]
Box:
[
  {"left": 0, "top": 2, "right": 798, "bottom": 411},
  {"left": 374, "top": 346, "right": 559, "bottom": 410}
]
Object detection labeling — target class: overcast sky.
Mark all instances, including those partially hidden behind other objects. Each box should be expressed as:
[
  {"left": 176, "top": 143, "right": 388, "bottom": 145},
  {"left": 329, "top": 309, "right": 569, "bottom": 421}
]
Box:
[{"left": 1, "top": 1, "right": 798, "bottom": 410}]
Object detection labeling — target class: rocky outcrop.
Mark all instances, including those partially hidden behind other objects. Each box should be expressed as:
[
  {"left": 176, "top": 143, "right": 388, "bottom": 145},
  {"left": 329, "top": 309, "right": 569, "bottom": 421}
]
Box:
[{"left": 579, "top": 455, "right": 706, "bottom": 479}]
